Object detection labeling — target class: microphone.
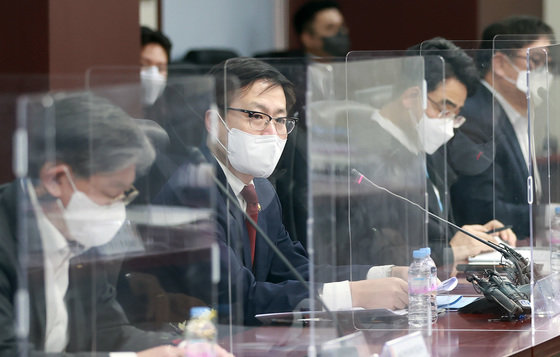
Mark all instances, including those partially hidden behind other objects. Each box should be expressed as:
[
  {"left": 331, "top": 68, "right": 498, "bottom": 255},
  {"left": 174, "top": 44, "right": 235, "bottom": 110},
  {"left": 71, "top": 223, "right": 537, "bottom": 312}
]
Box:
[
  {"left": 351, "top": 168, "right": 530, "bottom": 286},
  {"left": 210, "top": 174, "right": 346, "bottom": 338}
]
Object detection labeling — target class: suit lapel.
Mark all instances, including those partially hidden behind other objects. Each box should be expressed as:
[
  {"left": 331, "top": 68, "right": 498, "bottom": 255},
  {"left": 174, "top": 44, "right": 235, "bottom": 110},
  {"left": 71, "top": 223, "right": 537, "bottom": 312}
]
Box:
[
  {"left": 494, "top": 98, "right": 530, "bottom": 179},
  {"left": 215, "top": 164, "right": 252, "bottom": 268}
]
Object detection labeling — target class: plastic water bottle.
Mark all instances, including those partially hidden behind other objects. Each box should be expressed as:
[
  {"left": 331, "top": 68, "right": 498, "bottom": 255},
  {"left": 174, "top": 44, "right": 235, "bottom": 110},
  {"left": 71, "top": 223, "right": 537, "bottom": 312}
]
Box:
[
  {"left": 408, "top": 249, "right": 431, "bottom": 328},
  {"left": 550, "top": 207, "right": 560, "bottom": 274},
  {"left": 181, "top": 306, "right": 217, "bottom": 357},
  {"left": 422, "top": 247, "right": 438, "bottom": 324}
]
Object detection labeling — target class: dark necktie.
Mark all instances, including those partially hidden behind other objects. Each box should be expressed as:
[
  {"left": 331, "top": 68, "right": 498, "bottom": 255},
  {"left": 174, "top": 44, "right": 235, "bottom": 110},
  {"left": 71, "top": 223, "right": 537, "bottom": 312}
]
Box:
[{"left": 240, "top": 184, "right": 259, "bottom": 265}]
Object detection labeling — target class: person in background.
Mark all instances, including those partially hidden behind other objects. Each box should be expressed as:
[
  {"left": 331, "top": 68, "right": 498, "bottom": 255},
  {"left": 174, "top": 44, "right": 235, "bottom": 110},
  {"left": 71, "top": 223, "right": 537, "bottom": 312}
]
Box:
[
  {"left": 140, "top": 26, "right": 172, "bottom": 106},
  {"left": 0, "top": 93, "right": 232, "bottom": 357},
  {"left": 294, "top": 0, "right": 350, "bottom": 57},
  {"left": 450, "top": 16, "right": 554, "bottom": 239}
]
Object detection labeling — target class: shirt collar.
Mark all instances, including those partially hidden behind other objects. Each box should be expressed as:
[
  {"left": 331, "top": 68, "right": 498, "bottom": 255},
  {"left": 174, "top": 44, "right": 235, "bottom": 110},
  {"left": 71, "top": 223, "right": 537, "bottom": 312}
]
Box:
[
  {"left": 215, "top": 156, "right": 253, "bottom": 198},
  {"left": 481, "top": 80, "right": 526, "bottom": 125},
  {"left": 26, "top": 180, "right": 70, "bottom": 255},
  {"left": 371, "top": 109, "right": 419, "bottom": 154}
]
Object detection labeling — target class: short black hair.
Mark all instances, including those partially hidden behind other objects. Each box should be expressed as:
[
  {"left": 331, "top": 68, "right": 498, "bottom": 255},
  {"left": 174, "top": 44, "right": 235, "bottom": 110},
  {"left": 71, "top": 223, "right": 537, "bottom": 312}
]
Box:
[
  {"left": 407, "top": 37, "right": 480, "bottom": 97},
  {"left": 141, "top": 26, "right": 173, "bottom": 63},
  {"left": 476, "top": 16, "right": 554, "bottom": 76},
  {"left": 209, "top": 57, "right": 296, "bottom": 115},
  {"left": 294, "top": 0, "right": 341, "bottom": 35}
]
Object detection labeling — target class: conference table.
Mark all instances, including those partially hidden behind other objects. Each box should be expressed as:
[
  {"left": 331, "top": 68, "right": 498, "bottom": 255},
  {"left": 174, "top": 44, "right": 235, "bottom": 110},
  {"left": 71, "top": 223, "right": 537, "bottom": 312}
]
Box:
[{"left": 223, "top": 278, "right": 560, "bottom": 356}]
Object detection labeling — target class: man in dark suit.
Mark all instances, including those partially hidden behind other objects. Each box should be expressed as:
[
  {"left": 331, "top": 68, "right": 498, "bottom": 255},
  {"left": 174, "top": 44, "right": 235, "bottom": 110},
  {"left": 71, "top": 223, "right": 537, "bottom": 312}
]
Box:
[
  {"left": 344, "top": 39, "right": 515, "bottom": 270},
  {"left": 450, "top": 16, "right": 554, "bottom": 239},
  {"left": 0, "top": 94, "right": 196, "bottom": 356},
  {"left": 156, "top": 57, "right": 410, "bottom": 325}
]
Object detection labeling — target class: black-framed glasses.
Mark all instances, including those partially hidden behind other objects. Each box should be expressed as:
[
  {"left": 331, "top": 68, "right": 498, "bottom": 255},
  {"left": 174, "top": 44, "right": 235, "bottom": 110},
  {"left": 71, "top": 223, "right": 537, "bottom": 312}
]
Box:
[
  {"left": 509, "top": 54, "right": 549, "bottom": 70},
  {"left": 427, "top": 97, "right": 466, "bottom": 128},
  {"left": 227, "top": 107, "right": 298, "bottom": 135},
  {"left": 110, "top": 185, "right": 139, "bottom": 206}
]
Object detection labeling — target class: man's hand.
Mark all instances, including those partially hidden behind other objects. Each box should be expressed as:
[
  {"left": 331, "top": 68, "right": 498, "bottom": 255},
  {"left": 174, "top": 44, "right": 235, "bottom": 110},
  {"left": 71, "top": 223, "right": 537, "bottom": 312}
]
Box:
[
  {"left": 390, "top": 266, "right": 409, "bottom": 281},
  {"left": 138, "top": 344, "right": 234, "bottom": 357},
  {"left": 137, "top": 345, "right": 184, "bottom": 357},
  {"left": 483, "top": 219, "right": 517, "bottom": 246},
  {"left": 450, "top": 220, "right": 516, "bottom": 261},
  {"left": 350, "top": 277, "right": 408, "bottom": 310}
]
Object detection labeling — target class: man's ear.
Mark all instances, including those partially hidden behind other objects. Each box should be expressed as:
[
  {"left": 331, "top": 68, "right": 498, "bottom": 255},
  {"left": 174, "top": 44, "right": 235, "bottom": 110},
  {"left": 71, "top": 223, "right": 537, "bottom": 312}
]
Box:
[
  {"left": 401, "top": 86, "right": 421, "bottom": 110},
  {"left": 205, "top": 109, "right": 221, "bottom": 138},
  {"left": 39, "top": 164, "right": 69, "bottom": 198},
  {"left": 491, "top": 52, "right": 509, "bottom": 78},
  {"left": 301, "top": 31, "right": 319, "bottom": 52}
]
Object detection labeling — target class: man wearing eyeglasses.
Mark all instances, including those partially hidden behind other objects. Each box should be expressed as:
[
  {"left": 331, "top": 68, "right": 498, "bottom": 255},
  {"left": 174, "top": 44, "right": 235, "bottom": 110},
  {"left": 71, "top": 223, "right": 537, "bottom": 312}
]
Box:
[
  {"left": 450, "top": 16, "right": 554, "bottom": 240},
  {"left": 0, "top": 94, "right": 210, "bottom": 356},
  {"left": 408, "top": 38, "right": 517, "bottom": 264},
  {"left": 157, "top": 57, "right": 412, "bottom": 325}
]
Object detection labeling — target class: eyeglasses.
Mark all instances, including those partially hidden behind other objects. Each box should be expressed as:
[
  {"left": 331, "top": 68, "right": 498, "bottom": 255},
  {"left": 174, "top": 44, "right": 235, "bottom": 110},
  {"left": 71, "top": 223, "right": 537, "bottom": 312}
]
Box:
[
  {"left": 427, "top": 97, "right": 466, "bottom": 128},
  {"left": 110, "top": 185, "right": 139, "bottom": 206},
  {"left": 509, "top": 54, "right": 549, "bottom": 70},
  {"left": 227, "top": 107, "right": 298, "bottom": 135}
]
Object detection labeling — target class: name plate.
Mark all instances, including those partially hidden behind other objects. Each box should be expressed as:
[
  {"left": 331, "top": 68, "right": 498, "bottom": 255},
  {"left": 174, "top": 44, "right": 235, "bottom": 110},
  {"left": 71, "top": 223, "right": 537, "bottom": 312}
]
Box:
[{"left": 380, "top": 331, "right": 429, "bottom": 357}]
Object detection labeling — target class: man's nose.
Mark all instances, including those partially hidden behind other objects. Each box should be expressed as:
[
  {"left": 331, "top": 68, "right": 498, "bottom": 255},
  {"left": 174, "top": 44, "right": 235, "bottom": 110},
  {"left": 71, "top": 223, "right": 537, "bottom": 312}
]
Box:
[{"left": 262, "top": 120, "right": 278, "bottom": 135}]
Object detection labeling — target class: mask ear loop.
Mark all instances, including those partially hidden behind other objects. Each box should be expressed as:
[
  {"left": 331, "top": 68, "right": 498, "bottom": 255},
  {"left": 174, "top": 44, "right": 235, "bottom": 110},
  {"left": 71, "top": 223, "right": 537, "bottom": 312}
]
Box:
[
  {"left": 56, "top": 166, "right": 78, "bottom": 212},
  {"left": 61, "top": 166, "right": 79, "bottom": 193},
  {"left": 210, "top": 110, "right": 231, "bottom": 154},
  {"left": 501, "top": 55, "right": 524, "bottom": 86}
]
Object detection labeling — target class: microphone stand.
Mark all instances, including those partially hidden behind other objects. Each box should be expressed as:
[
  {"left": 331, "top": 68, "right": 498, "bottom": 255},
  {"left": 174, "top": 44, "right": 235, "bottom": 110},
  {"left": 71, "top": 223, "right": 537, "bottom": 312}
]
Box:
[{"left": 351, "top": 168, "right": 530, "bottom": 285}]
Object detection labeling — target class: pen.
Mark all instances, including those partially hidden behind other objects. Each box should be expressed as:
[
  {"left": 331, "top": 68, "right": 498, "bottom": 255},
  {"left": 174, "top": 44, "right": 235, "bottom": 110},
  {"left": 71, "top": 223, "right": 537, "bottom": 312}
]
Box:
[{"left": 485, "top": 225, "right": 513, "bottom": 234}]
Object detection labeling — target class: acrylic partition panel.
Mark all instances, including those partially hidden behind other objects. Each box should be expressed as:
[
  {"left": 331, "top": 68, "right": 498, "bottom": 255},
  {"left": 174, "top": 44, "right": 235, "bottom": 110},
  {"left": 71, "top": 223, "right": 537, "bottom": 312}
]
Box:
[
  {"left": 305, "top": 54, "right": 427, "bottom": 354},
  {"left": 12, "top": 77, "right": 219, "bottom": 356},
  {"left": 218, "top": 57, "right": 323, "bottom": 355},
  {"left": 528, "top": 43, "right": 560, "bottom": 328}
]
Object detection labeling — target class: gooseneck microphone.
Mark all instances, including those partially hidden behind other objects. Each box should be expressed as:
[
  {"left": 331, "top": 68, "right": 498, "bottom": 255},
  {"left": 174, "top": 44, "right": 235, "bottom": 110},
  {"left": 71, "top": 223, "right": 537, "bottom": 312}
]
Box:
[{"left": 351, "top": 168, "right": 530, "bottom": 285}]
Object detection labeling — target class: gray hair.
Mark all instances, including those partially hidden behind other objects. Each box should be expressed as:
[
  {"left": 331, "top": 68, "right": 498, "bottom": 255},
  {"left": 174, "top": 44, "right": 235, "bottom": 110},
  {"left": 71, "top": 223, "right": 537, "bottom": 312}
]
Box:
[{"left": 28, "top": 92, "right": 155, "bottom": 178}]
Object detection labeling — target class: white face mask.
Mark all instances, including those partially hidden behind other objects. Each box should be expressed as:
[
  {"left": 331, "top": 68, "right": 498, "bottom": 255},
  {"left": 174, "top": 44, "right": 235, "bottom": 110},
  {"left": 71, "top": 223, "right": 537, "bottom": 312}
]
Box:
[
  {"left": 215, "top": 113, "right": 286, "bottom": 178},
  {"left": 503, "top": 57, "right": 553, "bottom": 106},
  {"left": 140, "top": 65, "right": 166, "bottom": 106},
  {"left": 60, "top": 170, "right": 126, "bottom": 249},
  {"left": 417, "top": 114, "right": 455, "bottom": 154}
]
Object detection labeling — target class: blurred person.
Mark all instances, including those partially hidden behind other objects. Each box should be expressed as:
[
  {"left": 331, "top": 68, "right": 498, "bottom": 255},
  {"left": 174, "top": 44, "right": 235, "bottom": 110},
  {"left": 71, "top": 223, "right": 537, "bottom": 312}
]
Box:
[
  {"left": 343, "top": 38, "right": 517, "bottom": 270},
  {"left": 450, "top": 16, "right": 554, "bottom": 239},
  {"left": 408, "top": 38, "right": 517, "bottom": 263},
  {"left": 155, "top": 57, "right": 411, "bottom": 325},
  {"left": 294, "top": 0, "right": 349, "bottom": 57},
  {"left": 140, "top": 26, "right": 172, "bottom": 106},
  {"left": 0, "top": 93, "right": 231, "bottom": 356}
]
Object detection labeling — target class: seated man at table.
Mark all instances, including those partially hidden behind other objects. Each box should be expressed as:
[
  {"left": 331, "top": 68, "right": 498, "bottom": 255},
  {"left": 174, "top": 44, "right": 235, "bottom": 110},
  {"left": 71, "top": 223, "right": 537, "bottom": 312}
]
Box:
[
  {"left": 155, "top": 57, "right": 410, "bottom": 325},
  {"left": 345, "top": 38, "right": 516, "bottom": 269},
  {"left": 0, "top": 93, "right": 233, "bottom": 356},
  {"left": 450, "top": 16, "right": 554, "bottom": 239},
  {"left": 408, "top": 38, "right": 517, "bottom": 264}
]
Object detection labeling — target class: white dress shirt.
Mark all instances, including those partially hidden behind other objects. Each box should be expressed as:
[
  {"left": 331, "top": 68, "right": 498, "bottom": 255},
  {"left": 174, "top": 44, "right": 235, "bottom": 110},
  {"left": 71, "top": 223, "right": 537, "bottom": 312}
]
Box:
[
  {"left": 481, "top": 80, "right": 541, "bottom": 198},
  {"left": 27, "top": 181, "right": 135, "bottom": 356}
]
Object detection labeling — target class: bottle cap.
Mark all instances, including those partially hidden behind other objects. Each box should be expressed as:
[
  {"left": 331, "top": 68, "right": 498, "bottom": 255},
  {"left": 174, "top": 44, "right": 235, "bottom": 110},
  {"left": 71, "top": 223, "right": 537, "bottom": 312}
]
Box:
[
  {"left": 413, "top": 249, "right": 426, "bottom": 259},
  {"left": 555, "top": 206, "right": 560, "bottom": 215},
  {"left": 422, "top": 247, "right": 431, "bottom": 256},
  {"left": 190, "top": 306, "right": 211, "bottom": 319}
]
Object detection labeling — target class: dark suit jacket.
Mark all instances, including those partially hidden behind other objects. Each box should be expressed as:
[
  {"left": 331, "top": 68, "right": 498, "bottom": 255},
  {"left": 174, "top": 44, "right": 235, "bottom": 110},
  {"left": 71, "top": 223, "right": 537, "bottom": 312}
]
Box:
[
  {"left": 451, "top": 82, "right": 531, "bottom": 238},
  {"left": 0, "top": 181, "right": 173, "bottom": 356},
  {"left": 341, "top": 113, "right": 428, "bottom": 267},
  {"left": 155, "top": 156, "right": 370, "bottom": 325}
]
